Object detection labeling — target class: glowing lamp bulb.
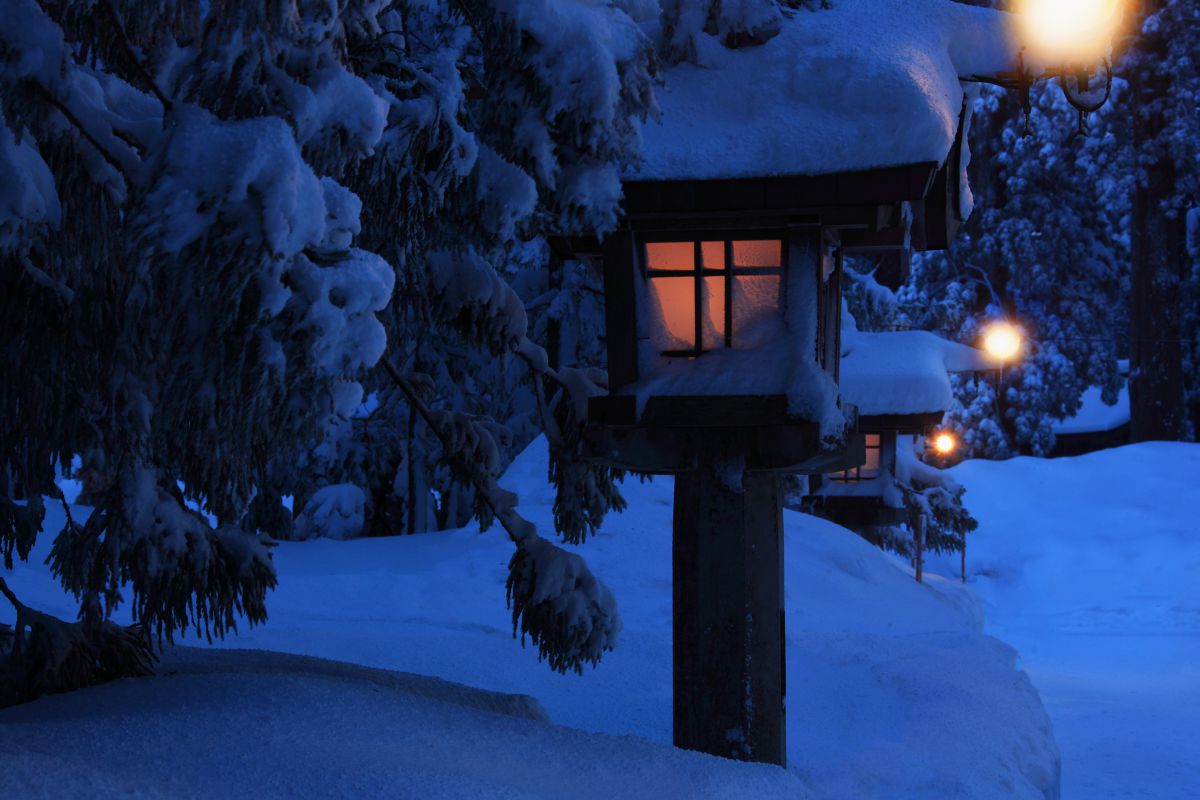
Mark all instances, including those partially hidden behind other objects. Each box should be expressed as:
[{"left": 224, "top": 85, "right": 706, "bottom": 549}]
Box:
[
  {"left": 983, "top": 322, "right": 1022, "bottom": 362},
  {"left": 934, "top": 433, "right": 956, "bottom": 456},
  {"left": 1013, "top": 0, "right": 1125, "bottom": 64}
]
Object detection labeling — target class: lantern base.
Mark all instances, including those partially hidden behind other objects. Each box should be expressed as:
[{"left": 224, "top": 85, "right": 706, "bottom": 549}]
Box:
[
  {"left": 583, "top": 397, "right": 864, "bottom": 475},
  {"left": 673, "top": 465, "right": 786, "bottom": 767}
]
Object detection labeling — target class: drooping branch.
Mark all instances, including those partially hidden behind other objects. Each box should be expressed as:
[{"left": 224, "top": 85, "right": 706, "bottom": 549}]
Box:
[
  {"left": 379, "top": 355, "right": 622, "bottom": 673},
  {"left": 99, "top": 0, "right": 173, "bottom": 112},
  {"left": 515, "top": 338, "right": 566, "bottom": 449},
  {"left": 379, "top": 357, "right": 532, "bottom": 541},
  {"left": 513, "top": 337, "right": 626, "bottom": 544},
  {"left": 30, "top": 82, "right": 145, "bottom": 186},
  {"left": 0, "top": 576, "right": 21, "bottom": 614}
]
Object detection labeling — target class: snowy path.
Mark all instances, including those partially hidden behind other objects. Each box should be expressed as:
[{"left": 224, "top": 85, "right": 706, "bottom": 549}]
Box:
[{"left": 941, "top": 443, "right": 1200, "bottom": 800}]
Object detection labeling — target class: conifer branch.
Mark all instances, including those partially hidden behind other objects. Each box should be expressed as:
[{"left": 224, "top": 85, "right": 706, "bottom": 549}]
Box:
[
  {"left": 30, "top": 82, "right": 140, "bottom": 185},
  {"left": 379, "top": 356, "right": 530, "bottom": 542},
  {"left": 99, "top": 0, "right": 173, "bottom": 112},
  {"left": 0, "top": 576, "right": 21, "bottom": 614}
]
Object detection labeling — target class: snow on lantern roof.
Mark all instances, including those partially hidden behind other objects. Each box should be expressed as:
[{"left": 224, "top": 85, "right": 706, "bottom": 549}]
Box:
[
  {"left": 1051, "top": 384, "right": 1130, "bottom": 435},
  {"left": 629, "top": 0, "right": 1017, "bottom": 182},
  {"left": 839, "top": 328, "right": 992, "bottom": 417}
]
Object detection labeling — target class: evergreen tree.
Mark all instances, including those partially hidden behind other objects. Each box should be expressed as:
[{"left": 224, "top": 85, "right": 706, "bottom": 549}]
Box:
[
  {"left": 900, "top": 80, "right": 1131, "bottom": 458},
  {"left": 1124, "top": 0, "right": 1199, "bottom": 441},
  {"left": 1, "top": 0, "right": 656, "bottom": 703}
]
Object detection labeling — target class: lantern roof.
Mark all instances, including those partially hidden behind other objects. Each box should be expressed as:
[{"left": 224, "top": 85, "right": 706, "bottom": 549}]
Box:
[
  {"left": 1051, "top": 384, "right": 1130, "bottom": 436},
  {"left": 838, "top": 327, "right": 992, "bottom": 418},
  {"left": 629, "top": 0, "right": 1017, "bottom": 184}
]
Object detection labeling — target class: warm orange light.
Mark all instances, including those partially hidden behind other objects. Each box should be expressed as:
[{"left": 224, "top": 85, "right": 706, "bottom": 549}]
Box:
[
  {"left": 933, "top": 433, "right": 957, "bottom": 456},
  {"left": 648, "top": 276, "right": 695, "bottom": 348},
  {"left": 1013, "top": 0, "right": 1125, "bottom": 64},
  {"left": 982, "top": 322, "right": 1022, "bottom": 362}
]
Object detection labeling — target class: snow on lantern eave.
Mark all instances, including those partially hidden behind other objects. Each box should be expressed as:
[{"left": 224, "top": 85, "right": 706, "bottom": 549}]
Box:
[
  {"left": 838, "top": 329, "right": 992, "bottom": 418},
  {"left": 627, "top": 0, "right": 1019, "bottom": 184}
]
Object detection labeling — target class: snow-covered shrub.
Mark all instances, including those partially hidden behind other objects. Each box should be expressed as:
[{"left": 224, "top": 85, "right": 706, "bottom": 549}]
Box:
[
  {"left": 293, "top": 484, "right": 368, "bottom": 541},
  {"left": 804, "top": 436, "right": 977, "bottom": 564}
]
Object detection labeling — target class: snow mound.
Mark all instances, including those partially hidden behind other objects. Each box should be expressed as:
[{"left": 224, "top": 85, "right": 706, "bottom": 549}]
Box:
[
  {"left": 0, "top": 647, "right": 802, "bottom": 800},
  {"left": 2, "top": 437, "right": 1061, "bottom": 799}
]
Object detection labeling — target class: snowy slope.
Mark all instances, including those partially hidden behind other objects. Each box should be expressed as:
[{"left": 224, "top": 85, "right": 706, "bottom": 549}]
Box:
[
  {"left": 1, "top": 438, "right": 1059, "bottom": 799},
  {"left": 930, "top": 443, "right": 1200, "bottom": 800},
  {"left": 0, "top": 648, "right": 801, "bottom": 800}
]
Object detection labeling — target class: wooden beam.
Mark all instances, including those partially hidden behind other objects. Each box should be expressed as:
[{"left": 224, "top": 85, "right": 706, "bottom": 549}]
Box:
[
  {"left": 580, "top": 419, "right": 864, "bottom": 474},
  {"left": 601, "top": 230, "right": 640, "bottom": 391},
  {"left": 623, "top": 163, "right": 940, "bottom": 219}
]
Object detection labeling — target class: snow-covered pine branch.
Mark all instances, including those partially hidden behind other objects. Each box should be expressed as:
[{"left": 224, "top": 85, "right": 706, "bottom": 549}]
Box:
[
  {"left": 0, "top": 575, "right": 154, "bottom": 707},
  {"left": 518, "top": 343, "right": 629, "bottom": 545},
  {"left": 3, "top": 0, "right": 658, "bottom": 696},
  {"left": 380, "top": 358, "right": 621, "bottom": 674}
]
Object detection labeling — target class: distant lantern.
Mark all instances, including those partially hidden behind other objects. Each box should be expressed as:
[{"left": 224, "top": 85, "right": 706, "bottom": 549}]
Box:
[
  {"left": 982, "top": 322, "right": 1022, "bottom": 362},
  {"left": 934, "top": 432, "right": 957, "bottom": 455},
  {"left": 806, "top": 330, "right": 990, "bottom": 532}
]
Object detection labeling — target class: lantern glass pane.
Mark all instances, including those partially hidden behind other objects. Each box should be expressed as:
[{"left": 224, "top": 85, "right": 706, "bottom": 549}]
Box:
[
  {"left": 732, "top": 239, "right": 782, "bottom": 269},
  {"left": 646, "top": 241, "right": 694, "bottom": 271},
  {"left": 731, "top": 275, "right": 781, "bottom": 344},
  {"left": 702, "top": 276, "right": 726, "bottom": 349},
  {"left": 648, "top": 276, "right": 695, "bottom": 349},
  {"left": 862, "top": 433, "right": 882, "bottom": 478},
  {"left": 700, "top": 241, "right": 725, "bottom": 270}
]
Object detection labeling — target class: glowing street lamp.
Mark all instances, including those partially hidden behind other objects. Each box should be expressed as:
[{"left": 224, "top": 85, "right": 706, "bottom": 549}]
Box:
[
  {"left": 972, "top": 0, "right": 1127, "bottom": 133},
  {"left": 1013, "top": 0, "right": 1126, "bottom": 65},
  {"left": 933, "top": 432, "right": 957, "bottom": 456},
  {"left": 982, "top": 321, "right": 1023, "bottom": 363}
]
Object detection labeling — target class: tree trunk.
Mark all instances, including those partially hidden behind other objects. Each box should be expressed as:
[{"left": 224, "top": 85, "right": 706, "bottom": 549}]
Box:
[
  {"left": 914, "top": 513, "right": 925, "bottom": 584},
  {"left": 1128, "top": 0, "right": 1188, "bottom": 442}
]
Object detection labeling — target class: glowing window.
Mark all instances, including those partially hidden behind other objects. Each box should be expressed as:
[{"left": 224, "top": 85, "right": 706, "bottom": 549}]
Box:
[
  {"left": 831, "top": 434, "right": 883, "bottom": 483},
  {"left": 645, "top": 237, "right": 783, "bottom": 355},
  {"left": 646, "top": 277, "right": 695, "bottom": 349}
]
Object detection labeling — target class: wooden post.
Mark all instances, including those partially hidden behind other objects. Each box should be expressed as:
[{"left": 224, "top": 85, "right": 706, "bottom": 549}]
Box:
[
  {"left": 961, "top": 529, "right": 967, "bottom": 584},
  {"left": 914, "top": 514, "right": 925, "bottom": 584},
  {"left": 673, "top": 465, "right": 786, "bottom": 767}
]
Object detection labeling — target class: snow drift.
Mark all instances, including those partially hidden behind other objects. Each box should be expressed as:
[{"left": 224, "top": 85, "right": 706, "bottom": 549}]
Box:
[{"left": 1, "top": 438, "right": 1060, "bottom": 799}]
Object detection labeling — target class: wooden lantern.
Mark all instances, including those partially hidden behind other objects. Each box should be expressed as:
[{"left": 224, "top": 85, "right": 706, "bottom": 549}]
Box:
[{"left": 546, "top": 1, "right": 1018, "bottom": 768}]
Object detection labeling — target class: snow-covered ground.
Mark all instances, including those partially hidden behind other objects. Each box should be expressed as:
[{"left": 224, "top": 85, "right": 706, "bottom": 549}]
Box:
[
  {"left": 2, "top": 437, "right": 1059, "bottom": 799},
  {"left": 1, "top": 647, "right": 802, "bottom": 799},
  {"left": 929, "top": 442, "right": 1200, "bottom": 800}
]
